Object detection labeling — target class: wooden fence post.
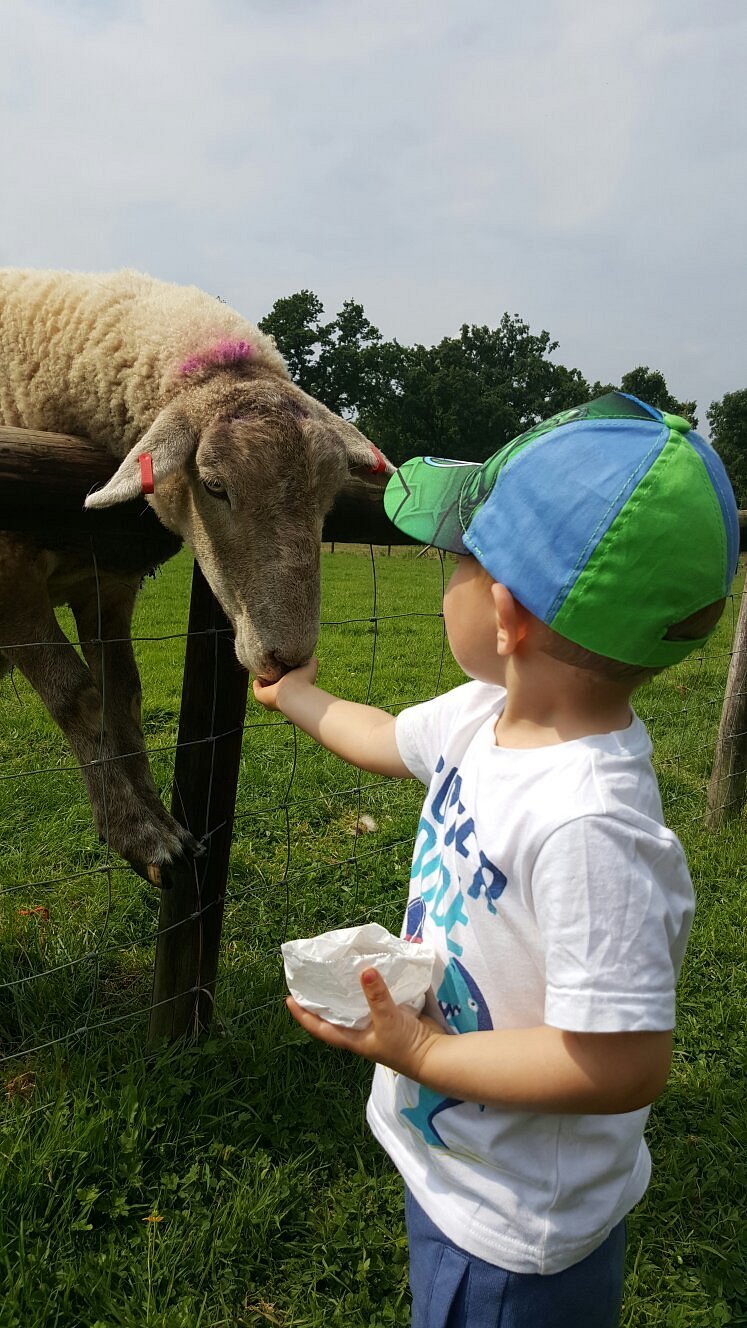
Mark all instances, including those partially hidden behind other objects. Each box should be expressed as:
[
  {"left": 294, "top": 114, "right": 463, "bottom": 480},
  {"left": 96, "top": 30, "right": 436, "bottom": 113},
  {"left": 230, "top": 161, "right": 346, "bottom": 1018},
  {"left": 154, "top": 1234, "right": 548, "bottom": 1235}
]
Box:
[
  {"left": 706, "top": 583, "right": 747, "bottom": 827},
  {"left": 147, "top": 562, "right": 248, "bottom": 1044}
]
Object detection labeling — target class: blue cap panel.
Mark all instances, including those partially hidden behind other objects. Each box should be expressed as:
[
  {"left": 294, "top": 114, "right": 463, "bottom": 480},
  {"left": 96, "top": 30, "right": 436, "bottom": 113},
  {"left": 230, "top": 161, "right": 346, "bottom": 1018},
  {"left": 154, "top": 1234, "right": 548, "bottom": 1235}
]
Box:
[{"left": 463, "top": 419, "right": 668, "bottom": 620}]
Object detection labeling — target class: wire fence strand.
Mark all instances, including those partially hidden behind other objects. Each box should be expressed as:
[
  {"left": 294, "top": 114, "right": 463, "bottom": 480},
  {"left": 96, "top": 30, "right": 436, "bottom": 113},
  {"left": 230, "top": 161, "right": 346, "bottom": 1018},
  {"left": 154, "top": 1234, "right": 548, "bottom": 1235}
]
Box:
[{"left": 1, "top": 545, "right": 744, "bottom": 1085}]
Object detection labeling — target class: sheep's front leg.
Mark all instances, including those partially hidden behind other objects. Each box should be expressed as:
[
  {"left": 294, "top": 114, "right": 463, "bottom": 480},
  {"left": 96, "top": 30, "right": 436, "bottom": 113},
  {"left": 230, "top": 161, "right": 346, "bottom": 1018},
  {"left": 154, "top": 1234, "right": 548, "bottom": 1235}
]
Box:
[
  {"left": 1, "top": 584, "right": 191, "bottom": 884},
  {"left": 70, "top": 574, "right": 200, "bottom": 862}
]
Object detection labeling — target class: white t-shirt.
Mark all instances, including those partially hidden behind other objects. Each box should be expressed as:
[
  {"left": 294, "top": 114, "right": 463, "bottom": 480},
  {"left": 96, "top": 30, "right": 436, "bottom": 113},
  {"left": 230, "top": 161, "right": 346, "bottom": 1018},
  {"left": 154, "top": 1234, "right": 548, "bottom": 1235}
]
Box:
[{"left": 366, "top": 681, "right": 694, "bottom": 1275}]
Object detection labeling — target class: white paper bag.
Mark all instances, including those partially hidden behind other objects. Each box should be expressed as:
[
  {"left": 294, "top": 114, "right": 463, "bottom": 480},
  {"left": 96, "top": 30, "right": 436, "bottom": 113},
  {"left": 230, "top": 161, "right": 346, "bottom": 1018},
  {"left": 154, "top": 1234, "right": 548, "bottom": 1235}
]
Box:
[{"left": 281, "top": 922, "right": 436, "bottom": 1029}]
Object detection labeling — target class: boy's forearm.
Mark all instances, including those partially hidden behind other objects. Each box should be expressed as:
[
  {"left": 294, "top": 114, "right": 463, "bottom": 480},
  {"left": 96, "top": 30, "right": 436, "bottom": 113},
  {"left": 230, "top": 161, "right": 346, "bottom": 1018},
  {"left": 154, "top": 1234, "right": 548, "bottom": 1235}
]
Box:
[
  {"left": 274, "top": 679, "right": 410, "bottom": 777},
  {"left": 287, "top": 969, "right": 673, "bottom": 1115},
  {"left": 413, "top": 1025, "right": 673, "bottom": 1115}
]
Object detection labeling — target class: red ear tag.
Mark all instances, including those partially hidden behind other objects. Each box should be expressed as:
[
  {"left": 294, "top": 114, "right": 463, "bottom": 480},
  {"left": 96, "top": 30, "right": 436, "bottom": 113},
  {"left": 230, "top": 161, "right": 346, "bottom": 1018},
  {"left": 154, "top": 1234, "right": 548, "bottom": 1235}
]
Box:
[
  {"left": 368, "top": 445, "right": 388, "bottom": 474},
  {"left": 139, "top": 452, "right": 155, "bottom": 494}
]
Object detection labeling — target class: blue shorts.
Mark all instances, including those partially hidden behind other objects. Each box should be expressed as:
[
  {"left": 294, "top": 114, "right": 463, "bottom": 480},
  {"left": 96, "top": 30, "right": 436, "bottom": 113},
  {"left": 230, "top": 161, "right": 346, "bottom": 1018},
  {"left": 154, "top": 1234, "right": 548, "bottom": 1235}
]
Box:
[{"left": 405, "top": 1188, "right": 626, "bottom": 1328}]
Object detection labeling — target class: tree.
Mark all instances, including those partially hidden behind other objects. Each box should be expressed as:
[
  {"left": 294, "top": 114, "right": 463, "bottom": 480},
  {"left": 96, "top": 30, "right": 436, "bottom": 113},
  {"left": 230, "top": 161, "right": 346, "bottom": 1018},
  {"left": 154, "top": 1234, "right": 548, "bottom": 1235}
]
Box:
[
  {"left": 361, "top": 316, "right": 589, "bottom": 465},
  {"left": 261, "top": 293, "right": 594, "bottom": 465},
  {"left": 707, "top": 389, "right": 747, "bottom": 508},
  {"left": 259, "top": 292, "right": 406, "bottom": 421},
  {"left": 590, "top": 367, "right": 697, "bottom": 427},
  {"left": 314, "top": 301, "right": 407, "bottom": 420},
  {"left": 257, "top": 290, "right": 332, "bottom": 394}
]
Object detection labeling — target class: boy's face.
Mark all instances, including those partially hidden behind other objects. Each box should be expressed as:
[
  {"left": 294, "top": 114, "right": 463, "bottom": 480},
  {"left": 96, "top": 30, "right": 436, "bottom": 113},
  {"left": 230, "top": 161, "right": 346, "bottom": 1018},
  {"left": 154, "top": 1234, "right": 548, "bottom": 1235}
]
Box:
[{"left": 443, "top": 554, "right": 505, "bottom": 685}]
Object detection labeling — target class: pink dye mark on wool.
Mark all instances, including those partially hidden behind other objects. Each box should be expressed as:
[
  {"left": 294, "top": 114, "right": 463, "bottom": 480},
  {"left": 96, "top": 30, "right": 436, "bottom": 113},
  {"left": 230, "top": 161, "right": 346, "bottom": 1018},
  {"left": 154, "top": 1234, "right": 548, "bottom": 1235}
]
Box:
[{"left": 179, "top": 338, "right": 256, "bottom": 376}]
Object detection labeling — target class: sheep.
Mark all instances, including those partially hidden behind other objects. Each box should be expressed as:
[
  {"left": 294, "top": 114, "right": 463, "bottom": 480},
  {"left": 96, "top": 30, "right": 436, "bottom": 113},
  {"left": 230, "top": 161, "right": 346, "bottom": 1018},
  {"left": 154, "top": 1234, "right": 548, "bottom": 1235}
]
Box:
[{"left": 0, "top": 268, "right": 391, "bottom": 884}]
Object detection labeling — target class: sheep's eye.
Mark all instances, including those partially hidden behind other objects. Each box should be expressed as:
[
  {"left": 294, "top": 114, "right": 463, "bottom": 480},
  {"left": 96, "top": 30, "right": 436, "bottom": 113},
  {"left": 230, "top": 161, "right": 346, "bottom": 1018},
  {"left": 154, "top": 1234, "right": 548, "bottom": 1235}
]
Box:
[{"left": 202, "top": 477, "right": 230, "bottom": 503}]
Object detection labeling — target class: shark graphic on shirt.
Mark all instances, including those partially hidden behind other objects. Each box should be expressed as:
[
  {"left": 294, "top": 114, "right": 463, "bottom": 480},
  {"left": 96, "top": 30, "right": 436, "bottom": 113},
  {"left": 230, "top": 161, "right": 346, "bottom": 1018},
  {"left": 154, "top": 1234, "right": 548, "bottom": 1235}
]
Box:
[{"left": 400, "top": 957, "right": 492, "bottom": 1148}]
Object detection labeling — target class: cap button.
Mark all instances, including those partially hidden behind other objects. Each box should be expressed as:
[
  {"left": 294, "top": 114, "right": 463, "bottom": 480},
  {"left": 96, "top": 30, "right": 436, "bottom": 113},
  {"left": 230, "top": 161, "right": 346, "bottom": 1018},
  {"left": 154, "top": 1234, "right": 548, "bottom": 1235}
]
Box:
[{"left": 661, "top": 411, "right": 693, "bottom": 434}]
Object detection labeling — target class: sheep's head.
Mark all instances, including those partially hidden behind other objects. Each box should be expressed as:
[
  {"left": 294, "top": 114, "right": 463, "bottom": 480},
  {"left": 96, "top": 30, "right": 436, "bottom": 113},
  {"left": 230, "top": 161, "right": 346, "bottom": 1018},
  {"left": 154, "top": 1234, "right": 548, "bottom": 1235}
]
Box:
[{"left": 84, "top": 380, "right": 392, "bottom": 680}]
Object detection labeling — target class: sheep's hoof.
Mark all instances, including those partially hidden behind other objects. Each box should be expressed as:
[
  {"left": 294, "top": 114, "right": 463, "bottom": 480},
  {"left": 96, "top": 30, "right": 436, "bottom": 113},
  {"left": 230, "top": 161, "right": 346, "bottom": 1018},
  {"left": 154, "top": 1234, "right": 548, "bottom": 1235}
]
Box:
[
  {"left": 140, "top": 836, "right": 208, "bottom": 891},
  {"left": 179, "top": 827, "right": 207, "bottom": 859},
  {"left": 127, "top": 857, "right": 171, "bottom": 890}
]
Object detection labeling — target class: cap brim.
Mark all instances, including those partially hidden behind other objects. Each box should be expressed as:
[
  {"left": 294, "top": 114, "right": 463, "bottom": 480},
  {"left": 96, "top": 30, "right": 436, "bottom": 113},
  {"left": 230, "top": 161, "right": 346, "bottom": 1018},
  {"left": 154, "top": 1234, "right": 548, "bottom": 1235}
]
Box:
[{"left": 384, "top": 456, "right": 482, "bottom": 553}]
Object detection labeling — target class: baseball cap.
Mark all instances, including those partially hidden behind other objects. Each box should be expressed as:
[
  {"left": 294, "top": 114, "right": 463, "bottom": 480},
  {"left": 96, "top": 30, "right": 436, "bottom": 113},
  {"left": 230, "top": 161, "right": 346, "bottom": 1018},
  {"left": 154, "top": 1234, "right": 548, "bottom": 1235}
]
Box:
[{"left": 383, "top": 392, "right": 740, "bottom": 668}]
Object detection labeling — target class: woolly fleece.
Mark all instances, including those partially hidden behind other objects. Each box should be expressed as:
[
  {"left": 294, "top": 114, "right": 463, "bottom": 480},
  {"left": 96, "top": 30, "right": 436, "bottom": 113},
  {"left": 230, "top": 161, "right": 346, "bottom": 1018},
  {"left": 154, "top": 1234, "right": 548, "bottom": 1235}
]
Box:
[{"left": 0, "top": 268, "right": 288, "bottom": 456}]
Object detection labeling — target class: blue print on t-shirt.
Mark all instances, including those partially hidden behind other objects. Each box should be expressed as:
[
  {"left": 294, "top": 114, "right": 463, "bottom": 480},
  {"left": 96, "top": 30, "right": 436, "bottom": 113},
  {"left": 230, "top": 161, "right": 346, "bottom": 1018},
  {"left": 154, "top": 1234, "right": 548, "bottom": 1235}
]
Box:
[
  {"left": 421, "top": 863, "right": 467, "bottom": 956},
  {"left": 409, "top": 758, "right": 506, "bottom": 952},
  {"left": 400, "top": 958, "right": 492, "bottom": 1148},
  {"left": 430, "top": 762, "right": 459, "bottom": 824},
  {"left": 405, "top": 897, "right": 426, "bottom": 943},
  {"left": 467, "top": 854, "right": 507, "bottom": 913},
  {"left": 437, "top": 957, "right": 493, "bottom": 1033},
  {"left": 411, "top": 772, "right": 469, "bottom": 955}
]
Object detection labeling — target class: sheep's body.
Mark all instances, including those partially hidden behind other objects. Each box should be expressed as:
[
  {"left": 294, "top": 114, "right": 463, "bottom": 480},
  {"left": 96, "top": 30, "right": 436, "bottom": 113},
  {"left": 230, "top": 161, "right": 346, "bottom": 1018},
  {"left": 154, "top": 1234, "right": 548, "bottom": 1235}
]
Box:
[
  {"left": 0, "top": 268, "right": 387, "bottom": 883},
  {"left": 0, "top": 268, "right": 287, "bottom": 451}
]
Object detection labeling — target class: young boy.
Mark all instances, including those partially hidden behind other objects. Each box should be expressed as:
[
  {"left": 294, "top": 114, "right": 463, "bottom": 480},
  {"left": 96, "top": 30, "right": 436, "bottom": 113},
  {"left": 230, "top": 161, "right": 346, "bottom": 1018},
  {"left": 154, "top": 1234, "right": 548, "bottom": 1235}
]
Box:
[{"left": 253, "top": 393, "right": 739, "bottom": 1327}]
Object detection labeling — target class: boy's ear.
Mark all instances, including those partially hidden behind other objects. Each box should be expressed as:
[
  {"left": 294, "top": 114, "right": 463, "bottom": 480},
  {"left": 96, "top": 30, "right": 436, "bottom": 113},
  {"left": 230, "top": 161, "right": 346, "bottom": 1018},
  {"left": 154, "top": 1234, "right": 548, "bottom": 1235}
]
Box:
[{"left": 492, "top": 583, "right": 530, "bottom": 656}]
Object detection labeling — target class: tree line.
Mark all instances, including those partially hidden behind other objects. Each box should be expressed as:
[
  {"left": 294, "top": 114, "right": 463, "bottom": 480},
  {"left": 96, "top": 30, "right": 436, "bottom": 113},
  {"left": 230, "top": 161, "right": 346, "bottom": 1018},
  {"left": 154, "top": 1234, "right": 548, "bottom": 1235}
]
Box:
[{"left": 258, "top": 291, "right": 746, "bottom": 506}]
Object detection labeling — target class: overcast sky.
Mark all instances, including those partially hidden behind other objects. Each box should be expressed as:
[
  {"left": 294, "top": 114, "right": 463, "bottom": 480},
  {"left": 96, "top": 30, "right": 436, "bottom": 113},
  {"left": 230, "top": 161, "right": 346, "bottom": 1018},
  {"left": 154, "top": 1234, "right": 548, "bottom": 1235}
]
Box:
[{"left": 1, "top": 0, "right": 745, "bottom": 427}]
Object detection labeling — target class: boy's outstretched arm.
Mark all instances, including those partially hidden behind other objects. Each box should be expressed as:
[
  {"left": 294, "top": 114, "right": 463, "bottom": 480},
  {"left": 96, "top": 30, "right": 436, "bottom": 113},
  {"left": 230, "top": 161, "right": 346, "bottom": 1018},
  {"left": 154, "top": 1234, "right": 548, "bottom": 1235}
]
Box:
[
  {"left": 253, "top": 659, "right": 412, "bottom": 778},
  {"left": 288, "top": 968, "right": 673, "bottom": 1116}
]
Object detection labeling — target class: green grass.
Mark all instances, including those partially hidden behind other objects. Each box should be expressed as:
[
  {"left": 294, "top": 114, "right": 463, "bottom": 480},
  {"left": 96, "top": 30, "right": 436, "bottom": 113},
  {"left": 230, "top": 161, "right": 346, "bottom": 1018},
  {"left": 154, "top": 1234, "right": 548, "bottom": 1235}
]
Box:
[{"left": 0, "top": 548, "right": 745, "bottom": 1326}]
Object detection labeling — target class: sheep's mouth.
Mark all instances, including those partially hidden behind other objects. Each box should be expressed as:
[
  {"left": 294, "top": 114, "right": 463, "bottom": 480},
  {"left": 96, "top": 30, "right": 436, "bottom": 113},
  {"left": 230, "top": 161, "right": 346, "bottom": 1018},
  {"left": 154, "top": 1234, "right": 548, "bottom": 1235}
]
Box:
[
  {"left": 250, "top": 656, "right": 295, "bottom": 685},
  {"left": 261, "top": 654, "right": 311, "bottom": 683},
  {"left": 254, "top": 669, "right": 284, "bottom": 686},
  {"left": 233, "top": 616, "right": 316, "bottom": 682}
]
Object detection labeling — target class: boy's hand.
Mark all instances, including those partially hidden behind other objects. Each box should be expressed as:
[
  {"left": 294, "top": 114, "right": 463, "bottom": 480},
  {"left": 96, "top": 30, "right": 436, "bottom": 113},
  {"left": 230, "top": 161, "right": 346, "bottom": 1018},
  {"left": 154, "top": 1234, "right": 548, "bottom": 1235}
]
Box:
[
  {"left": 286, "top": 968, "right": 447, "bottom": 1079},
  {"left": 252, "top": 657, "right": 319, "bottom": 712}
]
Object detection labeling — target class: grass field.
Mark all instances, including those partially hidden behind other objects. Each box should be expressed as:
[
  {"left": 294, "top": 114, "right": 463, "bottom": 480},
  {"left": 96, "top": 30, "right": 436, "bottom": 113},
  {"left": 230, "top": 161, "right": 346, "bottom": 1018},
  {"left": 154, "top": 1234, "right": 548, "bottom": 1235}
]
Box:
[{"left": 0, "top": 547, "right": 745, "bottom": 1327}]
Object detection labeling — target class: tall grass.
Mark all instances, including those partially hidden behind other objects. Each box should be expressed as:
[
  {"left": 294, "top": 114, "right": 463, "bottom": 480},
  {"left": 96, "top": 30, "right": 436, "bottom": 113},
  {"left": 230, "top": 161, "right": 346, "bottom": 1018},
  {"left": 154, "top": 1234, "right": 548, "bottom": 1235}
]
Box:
[{"left": 0, "top": 549, "right": 744, "bottom": 1326}]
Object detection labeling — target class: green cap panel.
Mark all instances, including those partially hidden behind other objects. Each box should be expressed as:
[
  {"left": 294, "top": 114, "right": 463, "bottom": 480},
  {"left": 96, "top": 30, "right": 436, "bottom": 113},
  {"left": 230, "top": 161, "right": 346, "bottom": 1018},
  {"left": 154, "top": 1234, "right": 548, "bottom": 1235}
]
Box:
[
  {"left": 549, "top": 432, "right": 728, "bottom": 666},
  {"left": 384, "top": 457, "right": 481, "bottom": 552}
]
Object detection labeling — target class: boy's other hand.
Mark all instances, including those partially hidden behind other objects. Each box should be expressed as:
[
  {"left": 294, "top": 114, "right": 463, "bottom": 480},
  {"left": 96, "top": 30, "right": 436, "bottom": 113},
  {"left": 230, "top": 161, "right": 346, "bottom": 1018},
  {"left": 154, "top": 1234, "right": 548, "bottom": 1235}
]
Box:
[
  {"left": 252, "top": 657, "right": 319, "bottom": 711},
  {"left": 286, "top": 968, "right": 446, "bottom": 1079}
]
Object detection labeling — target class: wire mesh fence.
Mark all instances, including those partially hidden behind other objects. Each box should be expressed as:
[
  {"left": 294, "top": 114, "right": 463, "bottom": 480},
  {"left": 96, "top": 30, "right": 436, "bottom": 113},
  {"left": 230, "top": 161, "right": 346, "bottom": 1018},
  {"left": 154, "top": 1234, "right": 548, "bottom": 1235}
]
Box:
[
  {"left": 0, "top": 544, "right": 449, "bottom": 1080},
  {"left": 0, "top": 541, "right": 744, "bottom": 1099}
]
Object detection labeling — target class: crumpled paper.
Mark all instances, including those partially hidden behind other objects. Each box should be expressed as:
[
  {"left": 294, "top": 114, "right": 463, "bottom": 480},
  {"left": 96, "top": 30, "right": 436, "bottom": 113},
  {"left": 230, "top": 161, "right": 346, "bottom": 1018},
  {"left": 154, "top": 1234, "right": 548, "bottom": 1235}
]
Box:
[{"left": 281, "top": 922, "right": 436, "bottom": 1029}]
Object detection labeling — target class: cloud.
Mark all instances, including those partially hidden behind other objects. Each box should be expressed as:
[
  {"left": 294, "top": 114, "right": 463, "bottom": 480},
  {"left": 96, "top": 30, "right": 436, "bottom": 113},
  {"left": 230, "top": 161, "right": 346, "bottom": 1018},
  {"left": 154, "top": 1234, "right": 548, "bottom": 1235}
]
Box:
[{"left": 0, "top": 0, "right": 744, "bottom": 418}]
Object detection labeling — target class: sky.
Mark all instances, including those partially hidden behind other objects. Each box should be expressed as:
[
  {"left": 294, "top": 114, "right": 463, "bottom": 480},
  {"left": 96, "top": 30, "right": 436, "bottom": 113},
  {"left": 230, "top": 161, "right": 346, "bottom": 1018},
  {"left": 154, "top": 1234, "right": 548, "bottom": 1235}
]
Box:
[{"left": 1, "top": 0, "right": 745, "bottom": 426}]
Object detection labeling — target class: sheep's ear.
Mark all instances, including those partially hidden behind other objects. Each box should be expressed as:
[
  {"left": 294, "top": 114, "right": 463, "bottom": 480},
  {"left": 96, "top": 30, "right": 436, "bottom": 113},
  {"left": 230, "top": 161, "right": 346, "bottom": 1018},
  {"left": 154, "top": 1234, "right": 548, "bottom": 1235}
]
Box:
[
  {"left": 336, "top": 420, "right": 394, "bottom": 477},
  {"left": 84, "top": 414, "right": 197, "bottom": 509}
]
